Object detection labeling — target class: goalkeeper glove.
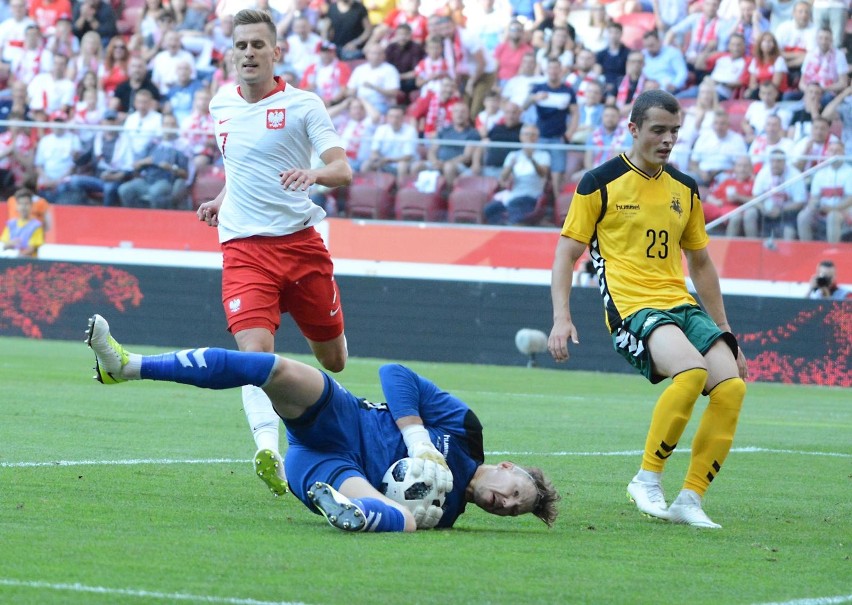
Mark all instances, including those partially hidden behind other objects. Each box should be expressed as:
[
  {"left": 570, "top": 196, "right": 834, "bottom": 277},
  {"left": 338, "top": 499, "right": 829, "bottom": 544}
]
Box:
[
  {"left": 408, "top": 456, "right": 453, "bottom": 496},
  {"left": 412, "top": 503, "right": 444, "bottom": 529},
  {"left": 402, "top": 424, "right": 448, "bottom": 469}
]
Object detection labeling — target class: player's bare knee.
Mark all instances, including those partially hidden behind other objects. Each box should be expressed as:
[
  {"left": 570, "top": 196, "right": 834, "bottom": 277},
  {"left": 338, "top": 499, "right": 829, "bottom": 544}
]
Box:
[{"left": 318, "top": 351, "right": 347, "bottom": 373}]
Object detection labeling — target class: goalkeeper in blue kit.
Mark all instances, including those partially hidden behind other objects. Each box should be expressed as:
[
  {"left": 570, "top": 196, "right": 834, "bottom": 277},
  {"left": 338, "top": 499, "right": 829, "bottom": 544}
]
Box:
[{"left": 86, "top": 315, "right": 559, "bottom": 532}]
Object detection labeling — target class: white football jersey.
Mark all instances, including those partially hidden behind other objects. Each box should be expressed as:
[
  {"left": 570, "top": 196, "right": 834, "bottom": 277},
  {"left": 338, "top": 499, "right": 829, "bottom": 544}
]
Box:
[{"left": 209, "top": 79, "right": 343, "bottom": 242}]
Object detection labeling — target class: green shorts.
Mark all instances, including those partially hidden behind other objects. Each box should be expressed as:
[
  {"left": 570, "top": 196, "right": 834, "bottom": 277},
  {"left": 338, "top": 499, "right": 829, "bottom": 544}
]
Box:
[{"left": 611, "top": 304, "right": 738, "bottom": 384}]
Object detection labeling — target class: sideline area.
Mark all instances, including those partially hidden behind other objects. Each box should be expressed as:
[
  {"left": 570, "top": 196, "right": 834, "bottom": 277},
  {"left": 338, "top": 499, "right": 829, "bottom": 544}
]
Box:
[{"left": 7, "top": 205, "right": 851, "bottom": 298}]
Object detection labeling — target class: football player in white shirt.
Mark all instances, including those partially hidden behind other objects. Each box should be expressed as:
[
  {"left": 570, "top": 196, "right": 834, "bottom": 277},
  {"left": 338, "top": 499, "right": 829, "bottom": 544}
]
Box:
[{"left": 196, "top": 9, "right": 352, "bottom": 499}]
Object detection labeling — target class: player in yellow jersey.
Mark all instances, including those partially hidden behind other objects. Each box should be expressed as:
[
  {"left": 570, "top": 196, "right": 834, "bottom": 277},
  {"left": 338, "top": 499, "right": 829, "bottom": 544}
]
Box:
[{"left": 548, "top": 90, "right": 749, "bottom": 529}]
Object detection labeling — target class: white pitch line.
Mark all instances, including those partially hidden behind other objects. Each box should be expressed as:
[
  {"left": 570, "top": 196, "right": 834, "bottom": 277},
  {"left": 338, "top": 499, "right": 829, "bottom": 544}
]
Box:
[
  {"left": 0, "top": 457, "right": 247, "bottom": 468},
  {"left": 0, "top": 447, "right": 849, "bottom": 469},
  {"left": 0, "top": 578, "right": 307, "bottom": 605},
  {"left": 752, "top": 595, "right": 852, "bottom": 605},
  {"left": 486, "top": 447, "right": 852, "bottom": 458}
]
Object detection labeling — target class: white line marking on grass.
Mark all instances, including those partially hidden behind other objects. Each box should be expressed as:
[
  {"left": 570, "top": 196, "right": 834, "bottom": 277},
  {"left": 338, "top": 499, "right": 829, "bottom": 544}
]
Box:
[
  {"left": 752, "top": 594, "right": 852, "bottom": 605},
  {"left": 0, "top": 578, "right": 308, "bottom": 605},
  {"left": 0, "top": 458, "right": 248, "bottom": 468},
  {"left": 485, "top": 447, "right": 852, "bottom": 458},
  {"left": 0, "top": 447, "right": 848, "bottom": 469}
]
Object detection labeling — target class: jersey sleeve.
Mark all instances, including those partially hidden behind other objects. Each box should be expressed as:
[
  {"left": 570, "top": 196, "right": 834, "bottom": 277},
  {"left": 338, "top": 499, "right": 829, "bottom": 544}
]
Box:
[
  {"left": 681, "top": 186, "right": 710, "bottom": 250},
  {"left": 378, "top": 363, "right": 472, "bottom": 429},
  {"left": 560, "top": 170, "right": 603, "bottom": 244},
  {"left": 303, "top": 92, "right": 343, "bottom": 156}
]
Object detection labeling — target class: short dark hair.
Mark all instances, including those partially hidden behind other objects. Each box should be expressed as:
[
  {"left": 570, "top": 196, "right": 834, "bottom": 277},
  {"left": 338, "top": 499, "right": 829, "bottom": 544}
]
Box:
[
  {"left": 819, "top": 259, "right": 835, "bottom": 269},
  {"left": 15, "top": 187, "right": 34, "bottom": 200},
  {"left": 233, "top": 8, "right": 276, "bottom": 43},
  {"left": 643, "top": 29, "right": 660, "bottom": 40},
  {"left": 629, "top": 89, "right": 680, "bottom": 128}
]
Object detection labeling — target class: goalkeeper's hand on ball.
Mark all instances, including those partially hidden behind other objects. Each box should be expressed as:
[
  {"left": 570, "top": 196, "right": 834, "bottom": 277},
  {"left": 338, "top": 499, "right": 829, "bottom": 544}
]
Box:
[
  {"left": 401, "top": 423, "right": 454, "bottom": 494},
  {"left": 413, "top": 503, "right": 444, "bottom": 530},
  {"left": 408, "top": 454, "right": 453, "bottom": 495}
]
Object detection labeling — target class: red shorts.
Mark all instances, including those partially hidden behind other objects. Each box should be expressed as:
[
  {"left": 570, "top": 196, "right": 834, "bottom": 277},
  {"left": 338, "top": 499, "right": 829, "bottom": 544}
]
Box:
[{"left": 221, "top": 228, "right": 344, "bottom": 342}]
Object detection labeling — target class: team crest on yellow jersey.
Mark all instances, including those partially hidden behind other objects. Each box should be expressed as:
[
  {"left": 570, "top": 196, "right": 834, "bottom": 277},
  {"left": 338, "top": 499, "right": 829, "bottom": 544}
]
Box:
[{"left": 670, "top": 197, "right": 683, "bottom": 217}]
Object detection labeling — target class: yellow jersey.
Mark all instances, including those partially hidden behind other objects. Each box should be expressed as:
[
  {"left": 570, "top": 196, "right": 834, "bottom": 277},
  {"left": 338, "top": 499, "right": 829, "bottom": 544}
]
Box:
[{"left": 561, "top": 153, "right": 710, "bottom": 332}]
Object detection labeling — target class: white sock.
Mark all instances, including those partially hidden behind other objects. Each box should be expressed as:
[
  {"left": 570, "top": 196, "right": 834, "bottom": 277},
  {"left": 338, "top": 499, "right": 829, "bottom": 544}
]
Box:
[
  {"left": 121, "top": 353, "right": 142, "bottom": 379},
  {"left": 242, "top": 385, "right": 279, "bottom": 453},
  {"left": 674, "top": 489, "right": 700, "bottom": 504},
  {"left": 636, "top": 469, "right": 663, "bottom": 484}
]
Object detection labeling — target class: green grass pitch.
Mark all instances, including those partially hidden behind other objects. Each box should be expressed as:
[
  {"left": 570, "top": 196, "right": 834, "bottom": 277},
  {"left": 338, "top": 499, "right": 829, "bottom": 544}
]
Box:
[{"left": 1, "top": 336, "right": 850, "bottom": 605}]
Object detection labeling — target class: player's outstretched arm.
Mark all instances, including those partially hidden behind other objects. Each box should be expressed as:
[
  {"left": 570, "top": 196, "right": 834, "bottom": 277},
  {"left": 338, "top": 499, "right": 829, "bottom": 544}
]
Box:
[{"left": 549, "top": 236, "right": 586, "bottom": 362}]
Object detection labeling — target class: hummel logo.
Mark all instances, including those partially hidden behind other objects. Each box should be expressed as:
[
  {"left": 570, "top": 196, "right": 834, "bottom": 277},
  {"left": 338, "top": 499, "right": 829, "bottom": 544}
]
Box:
[
  {"left": 330, "top": 306, "right": 341, "bottom": 317},
  {"left": 218, "top": 118, "right": 232, "bottom": 124}
]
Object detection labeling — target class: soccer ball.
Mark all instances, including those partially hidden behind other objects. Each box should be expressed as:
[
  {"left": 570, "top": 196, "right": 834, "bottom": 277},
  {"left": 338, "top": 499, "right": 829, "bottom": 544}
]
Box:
[{"left": 379, "top": 457, "right": 446, "bottom": 513}]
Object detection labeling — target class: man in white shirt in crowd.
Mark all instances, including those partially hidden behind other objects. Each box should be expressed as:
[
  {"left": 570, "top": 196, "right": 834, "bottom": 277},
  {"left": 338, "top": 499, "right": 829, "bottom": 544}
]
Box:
[
  {"left": 792, "top": 116, "right": 838, "bottom": 171},
  {"left": 500, "top": 52, "right": 543, "bottom": 125},
  {"left": 690, "top": 108, "right": 748, "bottom": 185},
  {"left": 122, "top": 88, "right": 163, "bottom": 161},
  {"left": 742, "top": 82, "right": 792, "bottom": 144},
  {"left": 362, "top": 104, "right": 418, "bottom": 186},
  {"left": 11, "top": 24, "right": 53, "bottom": 85},
  {"left": 797, "top": 27, "right": 849, "bottom": 105},
  {"left": 0, "top": 0, "right": 34, "bottom": 66},
  {"left": 748, "top": 114, "right": 795, "bottom": 173},
  {"left": 774, "top": 0, "right": 816, "bottom": 77},
  {"left": 797, "top": 140, "right": 852, "bottom": 242},
  {"left": 151, "top": 30, "right": 198, "bottom": 95},
  {"left": 285, "top": 15, "right": 321, "bottom": 79},
  {"left": 345, "top": 43, "right": 400, "bottom": 115},
  {"left": 704, "top": 33, "right": 749, "bottom": 100},
  {"left": 484, "top": 123, "right": 551, "bottom": 225},
  {"left": 34, "top": 110, "right": 83, "bottom": 203},
  {"left": 752, "top": 148, "right": 807, "bottom": 239},
  {"left": 26, "top": 51, "right": 74, "bottom": 115}
]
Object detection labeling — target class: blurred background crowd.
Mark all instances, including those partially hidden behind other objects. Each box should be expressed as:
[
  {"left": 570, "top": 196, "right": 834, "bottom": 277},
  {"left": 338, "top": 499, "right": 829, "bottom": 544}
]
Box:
[{"left": 1, "top": 0, "right": 851, "bottom": 257}]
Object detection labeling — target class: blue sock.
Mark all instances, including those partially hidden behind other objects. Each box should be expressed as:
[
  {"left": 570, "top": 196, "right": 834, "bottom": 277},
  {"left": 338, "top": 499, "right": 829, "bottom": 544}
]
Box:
[
  {"left": 351, "top": 498, "right": 406, "bottom": 532},
  {"left": 140, "top": 348, "right": 276, "bottom": 390}
]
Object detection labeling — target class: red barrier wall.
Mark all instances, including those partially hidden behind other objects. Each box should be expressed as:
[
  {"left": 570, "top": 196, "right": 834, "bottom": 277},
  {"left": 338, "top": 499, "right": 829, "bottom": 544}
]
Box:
[{"left": 3, "top": 205, "right": 850, "bottom": 282}]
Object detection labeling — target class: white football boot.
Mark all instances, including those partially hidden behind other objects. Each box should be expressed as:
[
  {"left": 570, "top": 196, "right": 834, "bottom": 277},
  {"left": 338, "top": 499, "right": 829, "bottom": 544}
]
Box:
[
  {"left": 627, "top": 474, "right": 670, "bottom": 520},
  {"left": 307, "top": 482, "right": 366, "bottom": 532},
  {"left": 668, "top": 489, "right": 722, "bottom": 529}
]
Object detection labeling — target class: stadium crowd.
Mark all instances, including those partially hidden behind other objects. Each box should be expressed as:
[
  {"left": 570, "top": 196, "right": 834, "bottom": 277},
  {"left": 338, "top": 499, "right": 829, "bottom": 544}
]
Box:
[{"left": 1, "top": 0, "right": 852, "bottom": 255}]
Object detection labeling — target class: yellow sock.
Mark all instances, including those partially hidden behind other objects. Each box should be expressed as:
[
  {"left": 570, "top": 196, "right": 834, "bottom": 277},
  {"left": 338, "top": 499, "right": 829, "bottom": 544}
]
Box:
[
  {"left": 641, "top": 368, "right": 707, "bottom": 473},
  {"left": 684, "top": 377, "right": 746, "bottom": 495}
]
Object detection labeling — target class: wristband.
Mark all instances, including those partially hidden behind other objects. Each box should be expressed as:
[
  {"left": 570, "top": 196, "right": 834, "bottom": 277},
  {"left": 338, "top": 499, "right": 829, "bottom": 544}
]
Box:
[{"left": 401, "top": 424, "right": 432, "bottom": 453}]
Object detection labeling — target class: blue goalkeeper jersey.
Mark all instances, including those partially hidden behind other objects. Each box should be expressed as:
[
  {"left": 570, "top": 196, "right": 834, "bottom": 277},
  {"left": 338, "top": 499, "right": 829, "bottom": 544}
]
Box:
[{"left": 284, "top": 363, "right": 484, "bottom": 528}]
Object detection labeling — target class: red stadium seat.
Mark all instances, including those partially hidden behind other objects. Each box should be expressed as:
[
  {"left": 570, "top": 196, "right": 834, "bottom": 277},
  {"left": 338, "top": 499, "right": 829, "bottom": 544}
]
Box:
[
  {"left": 554, "top": 182, "right": 577, "bottom": 225},
  {"left": 117, "top": 6, "right": 144, "bottom": 35},
  {"left": 721, "top": 99, "right": 751, "bottom": 133},
  {"left": 191, "top": 166, "right": 226, "bottom": 210},
  {"left": 346, "top": 171, "right": 396, "bottom": 219},
  {"left": 447, "top": 175, "right": 499, "bottom": 224},
  {"left": 516, "top": 181, "right": 554, "bottom": 226},
  {"left": 395, "top": 175, "right": 446, "bottom": 222},
  {"left": 614, "top": 12, "right": 657, "bottom": 50}
]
